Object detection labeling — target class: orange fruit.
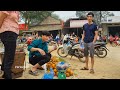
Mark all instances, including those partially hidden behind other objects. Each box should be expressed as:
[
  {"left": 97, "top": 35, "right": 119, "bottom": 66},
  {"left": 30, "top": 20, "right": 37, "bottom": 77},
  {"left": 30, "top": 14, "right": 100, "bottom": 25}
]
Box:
[
  {"left": 51, "top": 59, "right": 54, "bottom": 61},
  {"left": 51, "top": 56, "right": 57, "bottom": 60},
  {"left": 47, "top": 62, "right": 50, "bottom": 64},
  {"left": 51, "top": 56, "right": 58, "bottom": 61},
  {"left": 66, "top": 73, "right": 70, "bottom": 77},
  {"left": 52, "top": 62, "right": 56, "bottom": 64},
  {"left": 69, "top": 71, "right": 73, "bottom": 76},
  {"left": 56, "top": 72, "right": 58, "bottom": 76},
  {"left": 52, "top": 59, "right": 55, "bottom": 61},
  {"left": 52, "top": 64, "right": 56, "bottom": 69},
  {"left": 46, "top": 64, "right": 50, "bottom": 67},
  {"left": 66, "top": 68, "right": 71, "bottom": 73},
  {"left": 49, "top": 62, "right": 52, "bottom": 65},
  {"left": 50, "top": 62, "right": 52, "bottom": 64},
  {"left": 53, "top": 69, "right": 57, "bottom": 73},
  {"left": 55, "top": 58, "right": 59, "bottom": 62}
]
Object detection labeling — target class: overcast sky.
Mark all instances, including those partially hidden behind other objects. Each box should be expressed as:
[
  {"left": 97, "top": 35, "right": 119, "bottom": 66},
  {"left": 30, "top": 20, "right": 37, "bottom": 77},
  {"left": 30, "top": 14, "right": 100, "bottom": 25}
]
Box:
[{"left": 53, "top": 11, "right": 120, "bottom": 21}]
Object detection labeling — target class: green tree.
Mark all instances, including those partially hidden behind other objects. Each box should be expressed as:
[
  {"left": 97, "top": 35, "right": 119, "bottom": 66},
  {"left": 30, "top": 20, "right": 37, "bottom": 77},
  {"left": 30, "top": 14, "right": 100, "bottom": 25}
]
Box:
[
  {"left": 76, "top": 11, "right": 88, "bottom": 18},
  {"left": 20, "top": 11, "right": 54, "bottom": 29},
  {"left": 51, "top": 13, "right": 60, "bottom": 20}
]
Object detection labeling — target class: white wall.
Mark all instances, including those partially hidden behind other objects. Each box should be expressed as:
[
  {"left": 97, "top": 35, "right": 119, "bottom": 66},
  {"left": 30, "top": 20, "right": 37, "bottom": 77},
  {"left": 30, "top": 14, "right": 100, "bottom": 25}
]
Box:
[
  {"left": 70, "top": 20, "right": 88, "bottom": 28},
  {"left": 107, "top": 16, "right": 120, "bottom": 22},
  {"left": 102, "top": 24, "right": 108, "bottom": 36}
]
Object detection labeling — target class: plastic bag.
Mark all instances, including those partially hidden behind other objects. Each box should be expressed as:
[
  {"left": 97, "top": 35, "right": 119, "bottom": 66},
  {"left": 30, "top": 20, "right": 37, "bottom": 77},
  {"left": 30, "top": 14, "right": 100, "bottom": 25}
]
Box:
[
  {"left": 56, "top": 62, "right": 69, "bottom": 71},
  {"left": 42, "top": 68, "right": 54, "bottom": 79}
]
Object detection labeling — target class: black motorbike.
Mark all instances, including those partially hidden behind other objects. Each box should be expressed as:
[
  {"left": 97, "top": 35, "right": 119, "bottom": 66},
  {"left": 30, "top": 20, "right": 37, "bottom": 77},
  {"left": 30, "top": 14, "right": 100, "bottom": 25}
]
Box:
[
  {"left": 57, "top": 38, "right": 109, "bottom": 62},
  {"left": 94, "top": 42, "right": 109, "bottom": 58}
]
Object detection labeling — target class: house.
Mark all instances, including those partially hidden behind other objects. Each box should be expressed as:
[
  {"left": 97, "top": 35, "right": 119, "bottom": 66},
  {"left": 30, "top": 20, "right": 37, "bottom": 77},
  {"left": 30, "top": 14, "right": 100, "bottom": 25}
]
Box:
[
  {"left": 63, "top": 17, "right": 87, "bottom": 38},
  {"left": 29, "top": 16, "right": 64, "bottom": 39},
  {"left": 101, "top": 16, "right": 120, "bottom": 39}
]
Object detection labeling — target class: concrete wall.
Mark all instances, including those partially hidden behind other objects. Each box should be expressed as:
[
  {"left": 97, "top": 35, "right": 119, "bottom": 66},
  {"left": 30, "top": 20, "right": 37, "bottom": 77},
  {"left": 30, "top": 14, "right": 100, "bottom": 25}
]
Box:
[
  {"left": 107, "top": 16, "right": 120, "bottom": 22},
  {"left": 102, "top": 24, "right": 108, "bottom": 36}
]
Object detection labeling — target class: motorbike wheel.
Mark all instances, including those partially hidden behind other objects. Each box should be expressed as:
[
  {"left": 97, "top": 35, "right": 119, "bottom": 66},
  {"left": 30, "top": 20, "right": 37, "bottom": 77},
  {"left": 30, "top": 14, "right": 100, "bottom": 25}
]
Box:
[
  {"left": 57, "top": 47, "right": 68, "bottom": 58},
  {"left": 48, "top": 41, "right": 57, "bottom": 46},
  {"left": 78, "top": 58, "right": 86, "bottom": 63},
  {"left": 74, "top": 49, "right": 85, "bottom": 63},
  {"left": 96, "top": 47, "right": 107, "bottom": 58}
]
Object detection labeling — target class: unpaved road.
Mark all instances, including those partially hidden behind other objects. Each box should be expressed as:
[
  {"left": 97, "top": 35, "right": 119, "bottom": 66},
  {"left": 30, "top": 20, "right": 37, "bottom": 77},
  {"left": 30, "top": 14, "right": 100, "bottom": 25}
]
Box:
[{"left": 8, "top": 44, "right": 120, "bottom": 79}]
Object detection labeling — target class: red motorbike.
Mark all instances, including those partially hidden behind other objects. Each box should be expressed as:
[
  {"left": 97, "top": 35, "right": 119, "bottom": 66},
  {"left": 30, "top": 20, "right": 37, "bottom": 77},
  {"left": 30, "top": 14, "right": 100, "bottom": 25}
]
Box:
[
  {"left": 111, "top": 36, "right": 120, "bottom": 47},
  {"left": 111, "top": 40, "right": 120, "bottom": 47}
]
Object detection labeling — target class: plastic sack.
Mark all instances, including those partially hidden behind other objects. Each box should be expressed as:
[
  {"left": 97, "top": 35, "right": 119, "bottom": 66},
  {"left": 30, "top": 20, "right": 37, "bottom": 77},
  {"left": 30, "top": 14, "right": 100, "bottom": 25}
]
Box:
[
  {"left": 80, "top": 42, "right": 84, "bottom": 49},
  {"left": 56, "top": 62, "right": 69, "bottom": 71}
]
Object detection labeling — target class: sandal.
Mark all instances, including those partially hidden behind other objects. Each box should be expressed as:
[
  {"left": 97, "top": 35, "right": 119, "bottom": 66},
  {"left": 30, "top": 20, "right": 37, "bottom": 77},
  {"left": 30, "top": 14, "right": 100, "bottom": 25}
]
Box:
[
  {"left": 28, "top": 70, "right": 39, "bottom": 76},
  {"left": 90, "top": 69, "right": 94, "bottom": 74},
  {"left": 80, "top": 67, "right": 89, "bottom": 70}
]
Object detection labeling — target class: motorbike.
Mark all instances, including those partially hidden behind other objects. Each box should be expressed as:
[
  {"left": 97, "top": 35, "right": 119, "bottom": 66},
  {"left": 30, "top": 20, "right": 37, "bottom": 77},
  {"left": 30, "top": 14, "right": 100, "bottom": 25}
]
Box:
[
  {"left": 57, "top": 38, "right": 85, "bottom": 62},
  {"left": 57, "top": 38, "right": 109, "bottom": 63},
  {"left": 48, "top": 40, "right": 57, "bottom": 46},
  {"left": 94, "top": 42, "right": 109, "bottom": 58},
  {"left": 111, "top": 40, "right": 120, "bottom": 47}
]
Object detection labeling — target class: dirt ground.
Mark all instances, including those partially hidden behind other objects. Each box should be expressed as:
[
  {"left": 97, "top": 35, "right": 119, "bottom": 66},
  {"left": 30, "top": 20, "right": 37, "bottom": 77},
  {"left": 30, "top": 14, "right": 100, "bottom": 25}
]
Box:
[
  {"left": 15, "top": 44, "right": 120, "bottom": 79},
  {"left": 1, "top": 44, "right": 120, "bottom": 79}
]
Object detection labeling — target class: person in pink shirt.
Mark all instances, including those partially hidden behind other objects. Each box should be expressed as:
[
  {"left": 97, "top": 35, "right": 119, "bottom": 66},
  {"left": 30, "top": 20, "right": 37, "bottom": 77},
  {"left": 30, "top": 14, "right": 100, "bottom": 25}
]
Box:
[{"left": 0, "top": 11, "right": 20, "bottom": 79}]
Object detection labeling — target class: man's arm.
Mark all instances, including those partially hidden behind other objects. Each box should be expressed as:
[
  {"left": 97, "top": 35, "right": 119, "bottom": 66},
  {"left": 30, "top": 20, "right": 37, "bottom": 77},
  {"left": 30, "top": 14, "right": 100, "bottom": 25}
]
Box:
[
  {"left": 30, "top": 47, "right": 40, "bottom": 52},
  {"left": 30, "top": 47, "right": 46, "bottom": 55},
  {"left": 93, "top": 31, "right": 98, "bottom": 43},
  {"left": 0, "top": 11, "right": 9, "bottom": 28},
  {"left": 28, "top": 40, "right": 46, "bottom": 55},
  {"left": 81, "top": 31, "right": 85, "bottom": 42}
]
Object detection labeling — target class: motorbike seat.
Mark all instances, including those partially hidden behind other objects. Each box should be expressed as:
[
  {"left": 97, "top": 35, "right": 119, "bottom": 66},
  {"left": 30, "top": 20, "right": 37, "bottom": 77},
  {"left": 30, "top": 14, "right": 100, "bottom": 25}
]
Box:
[
  {"left": 72, "top": 43, "right": 80, "bottom": 46},
  {"left": 94, "top": 42, "right": 106, "bottom": 45}
]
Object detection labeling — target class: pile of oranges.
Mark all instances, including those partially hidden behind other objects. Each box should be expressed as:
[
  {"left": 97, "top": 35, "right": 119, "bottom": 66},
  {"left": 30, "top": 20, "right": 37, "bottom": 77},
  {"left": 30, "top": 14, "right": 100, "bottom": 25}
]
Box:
[
  {"left": 46, "top": 56, "right": 74, "bottom": 77},
  {"left": 66, "top": 68, "right": 73, "bottom": 77},
  {"left": 46, "top": 56, "right": 59, "bottom": 76}
]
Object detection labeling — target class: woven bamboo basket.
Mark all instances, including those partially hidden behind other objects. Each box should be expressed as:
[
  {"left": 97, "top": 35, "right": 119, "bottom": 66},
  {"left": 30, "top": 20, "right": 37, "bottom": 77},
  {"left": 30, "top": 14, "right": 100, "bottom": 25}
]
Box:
[{"left": 0, "top": 51, "right": 26, "bottom": 78}]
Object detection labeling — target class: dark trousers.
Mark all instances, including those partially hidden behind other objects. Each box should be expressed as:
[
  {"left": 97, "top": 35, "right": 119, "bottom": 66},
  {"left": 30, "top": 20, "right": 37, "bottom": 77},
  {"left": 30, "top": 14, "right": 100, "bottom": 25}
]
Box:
[
  {"left": 29, "top": 53, "right": 51, "bottom": 66},
  {"left": 0, "top": 31, "right": 18, "bottom": 79}
]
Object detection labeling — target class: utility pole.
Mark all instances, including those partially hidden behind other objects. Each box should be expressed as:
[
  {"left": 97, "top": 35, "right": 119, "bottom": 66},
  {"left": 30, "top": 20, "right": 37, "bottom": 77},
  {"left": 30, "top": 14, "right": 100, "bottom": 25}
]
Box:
[{"left": 100, "top": 11, "right": 102, "bottom": 23}]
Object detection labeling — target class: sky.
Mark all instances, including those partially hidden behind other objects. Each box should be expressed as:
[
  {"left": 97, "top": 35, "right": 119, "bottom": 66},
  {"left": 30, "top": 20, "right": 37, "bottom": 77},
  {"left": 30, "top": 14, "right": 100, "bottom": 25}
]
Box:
[{"left": 53, "top": 11, "right": 120, "bottom": 21}]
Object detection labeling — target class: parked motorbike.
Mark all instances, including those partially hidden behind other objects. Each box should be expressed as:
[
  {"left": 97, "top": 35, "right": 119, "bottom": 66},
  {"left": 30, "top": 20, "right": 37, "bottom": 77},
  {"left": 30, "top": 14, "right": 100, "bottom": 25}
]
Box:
[
  {"left": 48, "top": 40, "right": 57, "bottom": 46},
  {"left": 94, "top": 42, "right": 109, "bottom": 58},
  {"left": 57, "top": 38, "right": 85, "bottom": 62},
  {"left": 57, "top": 38, "right": 109, "bottom": 63},
  {"left": 111, "top": 40, "right": 120, "bottom": 47}
]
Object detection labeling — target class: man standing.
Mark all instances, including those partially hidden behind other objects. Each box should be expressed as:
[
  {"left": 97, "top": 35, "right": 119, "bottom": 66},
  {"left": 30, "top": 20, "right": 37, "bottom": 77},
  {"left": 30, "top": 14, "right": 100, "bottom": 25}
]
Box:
[
  {"left": 80, "top": 12, "right": 98, "bottom": 74},
  {"left": 0, "top": 11, "right": 19, "bottom": 79}
]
